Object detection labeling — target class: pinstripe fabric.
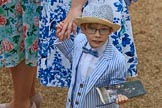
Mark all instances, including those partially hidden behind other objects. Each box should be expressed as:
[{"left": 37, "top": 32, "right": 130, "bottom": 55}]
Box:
[{"left": 55, "top": 33, "right": 127, "bottom": 108}]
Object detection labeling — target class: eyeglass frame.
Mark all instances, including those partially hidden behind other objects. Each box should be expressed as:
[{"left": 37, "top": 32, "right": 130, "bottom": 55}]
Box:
[{"left": 84, "top": 24, "right": 112, "bottom": 35}]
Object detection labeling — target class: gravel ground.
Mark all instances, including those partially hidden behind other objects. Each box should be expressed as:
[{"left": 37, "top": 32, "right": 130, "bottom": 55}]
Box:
[{"left": 0, "top": 0, "right": 162, "bottom": 108}]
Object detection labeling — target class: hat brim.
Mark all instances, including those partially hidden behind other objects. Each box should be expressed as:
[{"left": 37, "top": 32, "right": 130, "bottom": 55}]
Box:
[{"left": 74, "top": 17, "right": 120, "bottom": 32}]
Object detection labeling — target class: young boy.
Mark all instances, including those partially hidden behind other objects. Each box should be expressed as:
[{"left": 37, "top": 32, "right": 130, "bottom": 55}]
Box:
[{"left": 56, "top": 3, "right": 128, "bottom": 108}]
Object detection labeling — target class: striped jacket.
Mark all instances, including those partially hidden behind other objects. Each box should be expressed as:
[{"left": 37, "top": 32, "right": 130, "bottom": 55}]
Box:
[{"left": 55, "top": 33, "right": 127, "bottom": 108}]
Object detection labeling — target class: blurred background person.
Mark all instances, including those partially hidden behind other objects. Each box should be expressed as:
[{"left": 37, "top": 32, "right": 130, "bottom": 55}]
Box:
[{"left": 0, "top": 0, "right": 42, "bottom": 108}]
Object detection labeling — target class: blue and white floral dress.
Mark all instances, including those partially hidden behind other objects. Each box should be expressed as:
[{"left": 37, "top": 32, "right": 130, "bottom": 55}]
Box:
[{"left": 38, "top": 0, "right": 138, "bottom": 87}]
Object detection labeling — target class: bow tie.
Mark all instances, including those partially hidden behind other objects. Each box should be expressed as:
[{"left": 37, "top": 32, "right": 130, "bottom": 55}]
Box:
[{"left": 82, "top": 46, "right": 98, "bottom": 57}]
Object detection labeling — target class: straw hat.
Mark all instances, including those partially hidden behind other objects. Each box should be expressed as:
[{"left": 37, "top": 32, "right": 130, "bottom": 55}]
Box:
[{"left": 74, "top": 3, "right": 120, "bottom": 32}]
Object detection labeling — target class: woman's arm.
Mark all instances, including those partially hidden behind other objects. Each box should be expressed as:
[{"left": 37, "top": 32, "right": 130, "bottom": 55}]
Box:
[{"left": 56, "top": 0, "right": 87, "bottom": 41}]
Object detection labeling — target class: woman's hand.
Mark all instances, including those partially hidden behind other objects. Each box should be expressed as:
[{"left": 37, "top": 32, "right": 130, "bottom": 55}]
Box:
[
  {"left": 56, "top": 8, "right": 82, "bottom": 41},
  {"left": 56, "top": 0, "right": 87, "bottom": 41}
]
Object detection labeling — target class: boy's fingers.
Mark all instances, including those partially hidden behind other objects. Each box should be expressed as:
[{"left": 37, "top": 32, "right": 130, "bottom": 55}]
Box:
[
  {"left": 59, "top": 21, "right": 64, "bottom": 27},
  {"left": 56, "top": 24, "right": 62, "bottom": 29},
  {"left": 56, "top": 30, "right": 61, "bottom": 37},
  {"left": 116, "top": 94, "right": 128, "bottom": 104},
  {"left": 56, "top": 32, "right": 62, "bottom": 41},
  {"left": 56, "top": 20, "right": 75, "bottom": 40},
  {"left": 56, "top": 22, "right": 64, "bottom": 39},
  {"left": 56, "top": 22, "right": 64, "bottom": 29}
]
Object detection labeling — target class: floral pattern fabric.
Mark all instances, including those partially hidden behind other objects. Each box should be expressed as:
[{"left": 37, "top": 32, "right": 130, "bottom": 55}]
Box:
[
  {"left": 38, "top": 0, "right": 72, "bottom": 87},
  {"left": 0, "top": 0, "right": 41, "bottom": 67},
  {"left": 38, "top": 0, "right": 138, "bottom": 87}
]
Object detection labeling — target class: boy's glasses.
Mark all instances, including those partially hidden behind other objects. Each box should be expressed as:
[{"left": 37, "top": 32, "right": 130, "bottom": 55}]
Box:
[{"left": 85, "top": 26, "right": 110, "bottom": 35}]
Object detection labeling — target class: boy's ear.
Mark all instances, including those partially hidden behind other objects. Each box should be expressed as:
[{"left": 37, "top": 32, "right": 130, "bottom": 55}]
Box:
[{"left": 80, "top": 24, "right": 86, "bottom": 33}]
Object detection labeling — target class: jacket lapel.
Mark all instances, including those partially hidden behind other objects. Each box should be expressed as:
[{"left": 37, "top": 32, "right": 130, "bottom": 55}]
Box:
[
  {"left": 68, "top": 38, "right": 87, "bottom": 100},
  {"left": 73, "top": 40, "right": 87, "bottom": 70},
  {"left": 85, "top": 42, "right": 114, "bottom": 94}
]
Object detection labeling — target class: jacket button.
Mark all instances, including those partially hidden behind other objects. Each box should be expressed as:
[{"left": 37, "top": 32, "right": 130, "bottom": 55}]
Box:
[
  {"left": 80, "top": 84, "right": 83, "bottom": 88},
  {"left": 77, "top": 92, "right": 81, "bottom": 96},
  {"left": 75, "top": 101, "right": 79, "bottom": 105}
]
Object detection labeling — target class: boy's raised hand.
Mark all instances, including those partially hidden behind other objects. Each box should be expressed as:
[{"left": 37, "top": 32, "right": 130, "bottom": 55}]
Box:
[
  {"left": 56, "top": 22, "right": 63, "bottom": 40},
  {"left": 56, "top": 6, "right": 82, "bottom": 41},
  {"left": 56, "top": 20, "right": 77, "bottom": 41}
]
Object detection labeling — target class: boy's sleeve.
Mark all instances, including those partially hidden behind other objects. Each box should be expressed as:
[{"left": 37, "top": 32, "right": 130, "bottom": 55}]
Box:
[{"left": 54, "top": 38, "right": 74, "bottom": 63}]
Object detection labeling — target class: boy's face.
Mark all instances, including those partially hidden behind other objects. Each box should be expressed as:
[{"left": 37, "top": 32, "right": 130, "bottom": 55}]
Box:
[{"left": 81, "top": 23, "right": 113, "bottom": 48}]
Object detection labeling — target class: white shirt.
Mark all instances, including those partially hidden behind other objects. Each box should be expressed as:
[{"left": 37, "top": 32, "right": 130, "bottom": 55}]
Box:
[{"left": 77, "top": 40, "right": 108, "bottom": 82}]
